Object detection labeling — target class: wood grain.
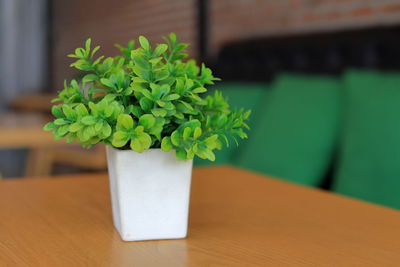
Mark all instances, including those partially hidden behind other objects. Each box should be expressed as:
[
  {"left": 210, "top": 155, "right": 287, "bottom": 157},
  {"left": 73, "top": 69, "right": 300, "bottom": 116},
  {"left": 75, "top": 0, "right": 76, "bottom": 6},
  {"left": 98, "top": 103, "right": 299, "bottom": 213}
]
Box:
[{"left": 0, "top": 167, "right": 399, "bottom": 266}]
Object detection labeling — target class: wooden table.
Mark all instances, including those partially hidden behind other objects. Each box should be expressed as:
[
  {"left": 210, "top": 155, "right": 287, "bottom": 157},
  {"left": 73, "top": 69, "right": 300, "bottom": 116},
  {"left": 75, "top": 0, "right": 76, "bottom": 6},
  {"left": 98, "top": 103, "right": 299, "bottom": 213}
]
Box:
[
  {"left": 1, "top": 167, "right": 399, "bottom": 266},
  {"left": 0, "top": 112, "right": 57, "bottom": 149}
]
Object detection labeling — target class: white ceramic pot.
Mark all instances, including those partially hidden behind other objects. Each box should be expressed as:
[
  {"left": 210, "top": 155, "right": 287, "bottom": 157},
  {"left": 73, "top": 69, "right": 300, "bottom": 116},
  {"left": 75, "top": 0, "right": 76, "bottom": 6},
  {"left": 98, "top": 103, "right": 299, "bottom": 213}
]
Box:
[{"left": 106, "top": 146, "right": 193, "bottom": 241}]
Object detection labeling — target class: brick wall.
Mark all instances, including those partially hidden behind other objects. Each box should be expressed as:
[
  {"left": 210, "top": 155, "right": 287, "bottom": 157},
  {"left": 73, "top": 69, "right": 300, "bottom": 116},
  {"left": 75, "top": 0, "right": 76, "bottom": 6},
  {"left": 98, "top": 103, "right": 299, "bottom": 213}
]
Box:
[
  {"left": 209, "top": 0, "right": 400, "bottom": 56},
  {"left": 52, "top": 0, "right": 197, "bottom": 89},
  {"left": 52, "top": 0, "right": 400, "bottom": 88}
]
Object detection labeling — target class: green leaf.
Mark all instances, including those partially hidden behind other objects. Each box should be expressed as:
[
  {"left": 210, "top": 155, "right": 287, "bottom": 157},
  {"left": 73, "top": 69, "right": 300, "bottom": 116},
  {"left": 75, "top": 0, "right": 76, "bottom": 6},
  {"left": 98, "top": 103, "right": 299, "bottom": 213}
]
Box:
[
  {"left": 95, "top": 121, "right": 103, "bottom": 132},
  {"left": 174, "top": 112, "right": 184, "bottom": 119},
  {"left": 204, "top": 149, "right": 215, "bottom": 161},
  {"left": 130, "top": 138, "right": 143, "bottom": 153},
  {"left": 82, "top": 126, "right": 95, "bottom": 141},
  {"left": 43, "top": 122, "right": 56, "bottom": 131},
  {"left": 100, "top": 78, "right": 115, "bottom": 88},
  {"left": 172, "top": 53, "right": 187, "bottom": 61},
  {"left": 102, "top": 123, "right": 112, "bottom": 137},
  {"left": 117, "top": 114, "right": 134, "bottom": 130},
  {"left": 195, "top": 146, "right": 209, "bottom": 160},
  {"left": 131, "top": 65, "right": 149, "bottom": 80},
  {"left": 179, "top": 119, "right": 201, "bottom": 131},
  {"left": 58, "top": 125, "right": 70, "bottom": 136},
  {"left": 53, "top": 130, "right": 64, "bottom": 140},
  {"left": 112, "top": 131, "right": 129, "bottom": 147},
  {"left": 139, "top": 36, "right": 150, "bottom": 51},
  {"left": 54, "top": 118, "right": 69, "bottom": 125},
  {"left": 91, "top": 45, "right": 100, "bottom": 58},
  {"left": 150, "top": 83, "right": 170, "bottom": 99},
  {"left": 67, "top": 54, "right": 79, "bottom": 58},
  {"left": 205, "top": 134, "right": 219, "bottom": 145},
  {"left": 187, "top": 148, "right": 195, "bottom": 159},
  {"left": 163, "top": 102, "right": 175, "bottom": 111},
  {"left": 183, "top": 127, "right": 191, "bottom": 141},
  {"left": 66, "top": 134, "right": 75, "bottom": 143},
  {"left": 81, "top": 116, "right": 97, "bottom": 125},
  {"left": 171, "top": 131, "right": 180, "bottom": 146},
  {"left": 52, "top": 106, "right": 63, "bottom": 118},
  {"left": 174, "top": 78, "right": 185, "bottom": 94},
  {"left": 132, "top": 55, "right": 150, "bottom": 70},
  {"left": 92, "top": 55, "right": 104, "bottom": 65},
  {"left": 130, "top": 128, "right": 151, "bottom": 153},
  {"left": 85, "top": 38, "right": 91, "bottom": 52},
  {"left": 75, "top": 104, "right": 89, "bottom": 116},
  {"left": 164, "top": 94, "right": 180, "bottom": 101},
  {"left": 176, "top": 149, "right": 187, "bottom": 161},
  {"left": 141, "top": 89, "right": 153, "bottom": 100},
  {"left": 156, "top": 100, "right": 165, "bottom": 107},
  {"left": 138, "top": 114, "right": 155, "bottom": 131},
  {"left": 161, "top": 137, "right": 173, "bottom": 152},
  {"left": 139, "top": 98, "right": 152, "bottom": 111},
  {"left": 89, "top": 137, "right": 100, "bottom": 145},
  {"left": 169, "top": 32, "right": 177, "bottom": 44},
  {"left": 192, "top": 143, "right": 198, "bottom": 153},
  {"left": 139, "top": 133, "right": 151, "bottom": 149},
  {"left": 149, "top": 57, "right": 162, "bottom": 65},
  {"left": 127, "top": 105, "right": 143, "bottom": 117},
  {"left": 216, "top": 133, "right": 227, "bottom": 146},
  {"left": 151, "top": 108, "right": 167, "bottom": 117},
  {"left": 124, "top": 88, "right": 133, "bottom": 96},
  {"left": 179, "top": 101, "right": 193, "bottom": 111},
  {"left": 104, "top": 106, "right": 114, "bottom": 117},
  {"left": 62, "top": 104, "right": 76, "bottom": 120},
  {"left": 192, "top": 87, "right": 207, "bottom": 93},
  {"left": 75, "top": 48, "right": 85, "bottom": 58},
  {"left": 215, "top": 138, "right": 223, "bottom": 150},
  {"left": 155, "top": 70, "right": 169, "bottom": 81},
  {"left": 137, "top": 132, "right": 152, "bottom": 148},
  {"left": 69, "top": 122, "right": 83, "bottom": 132},
  {"left": 131, "top": 76, "right": 147, "bottom": 83},
  {"left": 149, "top": 117, "right": 165, "bottom": 139},
  {"left": 154, "top": 44, "right": 168, "bottom": 56},
  {"left": 102, "top": 94, "right": 116, "bottom": 102},
  {"left": 244, "top": 110, "right": 251, "bottom": 119},
  {"left": 82, "top": 74, "right": 98, "bottom": 83},
  {"left": 193, "top": 127, "right": 202, "bottom": 139}
]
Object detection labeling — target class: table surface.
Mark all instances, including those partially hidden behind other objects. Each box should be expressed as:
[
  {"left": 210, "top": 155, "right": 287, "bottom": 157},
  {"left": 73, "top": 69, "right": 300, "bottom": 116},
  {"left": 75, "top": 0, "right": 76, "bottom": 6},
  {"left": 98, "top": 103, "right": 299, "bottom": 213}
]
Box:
[
  {"left": 0, "top": 112, "right": 58, "bottom": 149},
  {"left": 1, "top": 167, "right": 400, "bottom": 266}
]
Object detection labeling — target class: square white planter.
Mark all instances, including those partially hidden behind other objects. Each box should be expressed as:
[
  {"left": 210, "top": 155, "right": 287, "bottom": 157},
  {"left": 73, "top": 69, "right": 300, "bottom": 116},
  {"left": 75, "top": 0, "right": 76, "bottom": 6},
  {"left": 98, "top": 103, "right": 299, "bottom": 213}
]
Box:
[{"left": 106, "top": 146, "right": 193, "bottom": 241}]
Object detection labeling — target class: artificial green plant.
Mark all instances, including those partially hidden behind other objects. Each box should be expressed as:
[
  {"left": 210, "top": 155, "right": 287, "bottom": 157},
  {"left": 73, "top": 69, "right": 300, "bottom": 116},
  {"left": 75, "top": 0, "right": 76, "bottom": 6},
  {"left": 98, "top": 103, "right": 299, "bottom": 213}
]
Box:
[{"left": 44, "top": 33, "right": 250, "bottom": 161}]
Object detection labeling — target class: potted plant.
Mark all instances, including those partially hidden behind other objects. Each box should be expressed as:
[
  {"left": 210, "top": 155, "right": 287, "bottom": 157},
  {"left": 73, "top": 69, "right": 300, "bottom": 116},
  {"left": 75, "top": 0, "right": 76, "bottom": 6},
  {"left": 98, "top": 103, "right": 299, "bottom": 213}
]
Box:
[{"left": 44, "top": 33, "right": 250, "bottom": 241}]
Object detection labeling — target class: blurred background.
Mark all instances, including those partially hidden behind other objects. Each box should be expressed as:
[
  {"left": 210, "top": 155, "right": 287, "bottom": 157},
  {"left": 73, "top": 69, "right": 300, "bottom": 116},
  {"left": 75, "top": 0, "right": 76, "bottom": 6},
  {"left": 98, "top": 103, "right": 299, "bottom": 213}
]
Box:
[{"left": 2, "top": 0, "right": 400, "bottom": 209}]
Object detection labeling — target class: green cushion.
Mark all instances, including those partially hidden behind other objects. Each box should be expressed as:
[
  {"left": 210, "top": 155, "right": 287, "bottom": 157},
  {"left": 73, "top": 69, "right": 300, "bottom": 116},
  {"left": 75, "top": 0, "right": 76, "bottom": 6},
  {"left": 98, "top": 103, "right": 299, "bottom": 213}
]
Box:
[
  {"left": 333, "top": 70, "right": 400, "bottom": 209},
  {"left": 235, "top": 74, "right": 341, "bottom": 186},
  {"left": 194, "top": 82, "right": 269, "bottom": 166}
]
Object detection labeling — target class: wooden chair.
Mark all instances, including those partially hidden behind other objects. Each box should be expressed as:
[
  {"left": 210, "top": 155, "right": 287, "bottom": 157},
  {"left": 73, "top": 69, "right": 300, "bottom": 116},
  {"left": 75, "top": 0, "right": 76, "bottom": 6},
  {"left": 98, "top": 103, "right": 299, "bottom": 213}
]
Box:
[
  {"left": 8, "top": 93, "right": 56, "bottom": 113},
  {"left": 2, "top": 94, "right": 107, "bottom": 177},
  {"left": 24, "top": 144, "right": 107, "bottom": 177}
]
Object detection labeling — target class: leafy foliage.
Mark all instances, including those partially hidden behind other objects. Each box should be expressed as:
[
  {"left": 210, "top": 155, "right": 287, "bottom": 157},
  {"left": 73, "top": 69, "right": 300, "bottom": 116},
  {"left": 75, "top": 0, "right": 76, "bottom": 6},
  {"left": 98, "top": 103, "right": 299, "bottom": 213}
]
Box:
[{"left": 44, "top": 33, "right": 251, "bottom": 161}]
